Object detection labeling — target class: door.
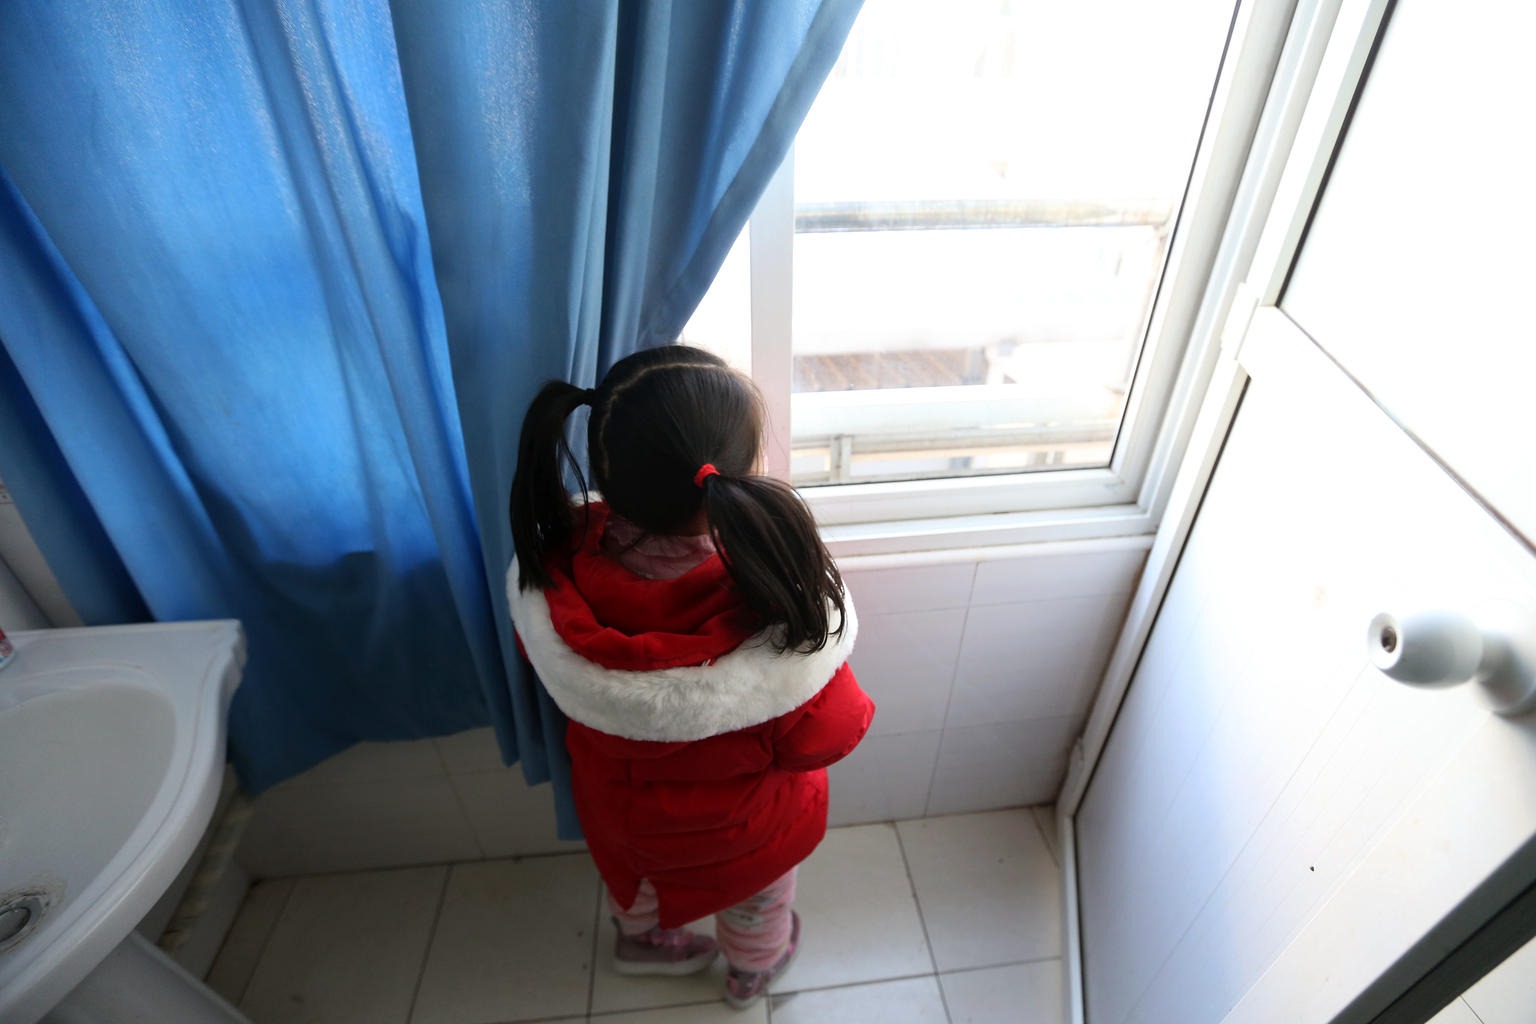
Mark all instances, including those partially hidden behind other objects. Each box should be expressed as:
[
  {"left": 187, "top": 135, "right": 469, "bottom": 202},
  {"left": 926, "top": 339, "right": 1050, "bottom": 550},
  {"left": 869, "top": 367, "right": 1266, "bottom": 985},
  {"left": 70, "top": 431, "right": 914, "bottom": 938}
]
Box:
[
  {"left": 1070, "top": 0, "right": 1536, "bottom": 1019},
  {"left": 1075, "top": 309, "right": 1536, "bottom": 1023}
]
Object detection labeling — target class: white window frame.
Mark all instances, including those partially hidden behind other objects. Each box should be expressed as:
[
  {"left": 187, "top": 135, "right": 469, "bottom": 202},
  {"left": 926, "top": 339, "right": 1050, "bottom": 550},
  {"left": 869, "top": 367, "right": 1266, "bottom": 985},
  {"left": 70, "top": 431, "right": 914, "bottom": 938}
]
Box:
[{"left": 743, "top": 0, "right": 1311, "bottom": 557}]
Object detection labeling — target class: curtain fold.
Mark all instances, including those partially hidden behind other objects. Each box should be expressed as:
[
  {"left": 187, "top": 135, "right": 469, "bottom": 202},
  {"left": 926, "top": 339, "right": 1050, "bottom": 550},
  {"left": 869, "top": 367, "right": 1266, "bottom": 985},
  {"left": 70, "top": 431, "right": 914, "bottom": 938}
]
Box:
[{"left": 0, "top": 0, "right": 860, "bottom": 836}]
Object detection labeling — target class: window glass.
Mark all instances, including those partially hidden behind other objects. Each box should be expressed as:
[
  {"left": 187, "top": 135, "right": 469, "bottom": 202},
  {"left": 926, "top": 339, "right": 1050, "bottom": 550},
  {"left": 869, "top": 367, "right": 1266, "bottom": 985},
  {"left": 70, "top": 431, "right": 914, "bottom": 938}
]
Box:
[
  {"left": 790, "top": 0, "right": 1236, "bottom": 485},
  {"left": 679, "top": 224, "right": 751, "bottom": 371},
  {"left": 685, "top": 1, "right": 1234, "bottom": 488}
]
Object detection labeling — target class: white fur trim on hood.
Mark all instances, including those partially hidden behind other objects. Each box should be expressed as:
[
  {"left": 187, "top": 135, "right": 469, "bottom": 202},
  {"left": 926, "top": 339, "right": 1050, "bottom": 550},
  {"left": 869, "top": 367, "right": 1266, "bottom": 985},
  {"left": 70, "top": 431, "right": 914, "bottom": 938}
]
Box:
[{"left": 507, "top": 561, "right": 858, "bottom": 743}]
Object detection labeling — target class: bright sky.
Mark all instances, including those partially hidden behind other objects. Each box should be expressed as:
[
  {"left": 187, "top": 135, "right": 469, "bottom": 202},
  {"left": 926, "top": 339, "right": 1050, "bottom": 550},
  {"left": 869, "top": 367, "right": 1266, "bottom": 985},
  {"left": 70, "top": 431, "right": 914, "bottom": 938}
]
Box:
[{"left": 795, "top": 0, "right": 1237, "bottom": 203}]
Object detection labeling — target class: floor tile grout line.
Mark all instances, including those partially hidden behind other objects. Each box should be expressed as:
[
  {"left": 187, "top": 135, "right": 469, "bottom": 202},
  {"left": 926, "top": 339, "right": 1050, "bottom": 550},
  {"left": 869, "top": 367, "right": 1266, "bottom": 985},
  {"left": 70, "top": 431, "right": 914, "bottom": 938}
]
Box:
[
  {"left": 894, "top": 822, "right": 954, "bottom": 1024},
  {"left": 486, "top": 1008, "right": 590, "bottom": 1024},
  {"left": 934, "top": 954, "right": 1065, "bottom": 983},
  {"left": 505, "top": 964, "right": 1040, "bottom": 1023},
  {"left": 430, "top": 739, "right": 493, "bottom": 863},
  {"left": 405, "top": 865, "right": 455, "bottom": 1023},
  {"left": 447, "top": 777, "right": 493, "bottom": 863},
  {"left": 202, "top": 879, "right": 256, "bottom": 1001},
  {"left": 229, "top": 876, "right": 299, "bottom": 1009},
  {"left": 765, "top": 926, "right": 773, "bottom": 1024},
  {"left": 1031, "top": 805, "right": 1060, "bottom": 869},
  {"left": 585, "top": 876, "right": 602, "bottom": 1018},
  {"left": 924, "top": 564, "right": 979, "bottom": 818},
  {"left": 588, "top": 998, "right": 759, "bottom": 1021},
  {"left": 594, "top": 974, "right": 951, "bottom": 1019},
  {"left": 254, "top": 846, "right": 591, "bottom": 884},
  {"left": 779, "top": 969, "right": 937, "bottom": 996}
]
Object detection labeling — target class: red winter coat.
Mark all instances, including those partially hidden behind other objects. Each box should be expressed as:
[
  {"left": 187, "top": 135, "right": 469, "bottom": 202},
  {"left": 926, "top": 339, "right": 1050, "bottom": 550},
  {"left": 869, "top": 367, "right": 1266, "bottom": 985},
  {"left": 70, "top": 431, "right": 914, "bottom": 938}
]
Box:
[{"left": 508, "top": 504, "right": 874, "bottom": 926}]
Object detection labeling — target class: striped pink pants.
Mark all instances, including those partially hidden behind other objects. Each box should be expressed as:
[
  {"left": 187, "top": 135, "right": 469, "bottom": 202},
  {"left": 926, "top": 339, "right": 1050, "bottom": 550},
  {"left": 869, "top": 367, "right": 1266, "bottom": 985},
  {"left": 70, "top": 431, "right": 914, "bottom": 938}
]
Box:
[{"left": 609, "top": 868, "right": 797, "bottom": 972}]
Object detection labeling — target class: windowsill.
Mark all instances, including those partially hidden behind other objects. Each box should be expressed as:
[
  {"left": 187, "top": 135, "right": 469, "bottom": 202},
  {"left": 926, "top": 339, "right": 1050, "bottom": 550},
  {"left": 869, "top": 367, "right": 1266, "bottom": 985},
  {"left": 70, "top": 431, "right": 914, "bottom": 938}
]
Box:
[{"left": 819, "top": 502, "right": 1158, "bottom": 561}]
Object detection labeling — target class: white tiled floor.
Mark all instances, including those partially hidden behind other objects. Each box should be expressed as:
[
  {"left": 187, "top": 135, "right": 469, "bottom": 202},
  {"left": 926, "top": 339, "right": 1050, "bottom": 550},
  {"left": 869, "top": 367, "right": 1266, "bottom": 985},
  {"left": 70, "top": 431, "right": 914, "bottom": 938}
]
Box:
[{"left": 209, "top": 808, "right": 1064, "bottom": 1024}]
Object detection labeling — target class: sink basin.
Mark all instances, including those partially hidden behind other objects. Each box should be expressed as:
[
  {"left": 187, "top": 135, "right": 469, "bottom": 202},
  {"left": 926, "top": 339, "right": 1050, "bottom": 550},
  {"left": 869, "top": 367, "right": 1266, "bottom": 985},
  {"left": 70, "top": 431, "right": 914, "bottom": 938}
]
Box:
[{"left": 0, "top": 621, "right": 246, "bottom": 1024}]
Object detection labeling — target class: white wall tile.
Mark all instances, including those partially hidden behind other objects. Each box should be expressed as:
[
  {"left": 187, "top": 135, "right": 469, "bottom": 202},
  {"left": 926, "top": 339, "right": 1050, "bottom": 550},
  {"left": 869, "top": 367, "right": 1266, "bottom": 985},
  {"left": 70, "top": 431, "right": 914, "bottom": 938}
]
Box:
[
  {"left": 240, "top": 776, "right": 482, "bottom": 877},
  {"left": 240, "top": 866, "right": 445, "bottom": 1024},
  {"left": 236, "top": 550, "right": 1134, "bottom": 877},
  {"left": 946, "top": 594, "right": 1128, "bottom": 728},
  {"left": 827, "top": 730, "right": 942, "bottom": 826},
  {"left": 971, "top": 546, "right": 1145, "bottom": 606},
  {"left": 941, "top": 960, "right": 1066, "bottom": 1024},
  {"left": 413, "top": 856, "right": 598, "bottom": 1024},
  {"left": 926, "top": 717, "right": 1077, "bottom": 817},
  {"left": 432, "top": 725, "right": 505, "bottom": 774},
  {"left": 449, "top": 769, "right": 587, "bottom": 858},
  {"left": 848, "top": 608, "right": 964, "bottom": 736},
  {"left": 898, "top": 810, "right": 1062, "bottom": 972},
  {"left": 841, "top": 561, "right": 976, "bottom": 616},
  {"left": 771, "top": 976, "right": 948, "bottom": 1024}
]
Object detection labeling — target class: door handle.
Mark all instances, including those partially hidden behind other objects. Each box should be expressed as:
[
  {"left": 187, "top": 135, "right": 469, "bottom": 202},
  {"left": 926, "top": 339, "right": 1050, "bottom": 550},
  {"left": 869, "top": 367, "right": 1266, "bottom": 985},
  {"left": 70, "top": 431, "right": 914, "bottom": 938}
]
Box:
[{"left": 1369, "top": 602, "right": 1536, "bottom": 715}]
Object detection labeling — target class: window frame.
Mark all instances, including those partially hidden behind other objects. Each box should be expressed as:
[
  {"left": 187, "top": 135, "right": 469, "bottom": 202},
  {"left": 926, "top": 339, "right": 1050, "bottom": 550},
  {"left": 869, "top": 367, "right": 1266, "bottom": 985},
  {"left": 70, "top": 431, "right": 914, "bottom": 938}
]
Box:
[{"left": 739, "top": 0, "right": 1308, "bottom": 556}]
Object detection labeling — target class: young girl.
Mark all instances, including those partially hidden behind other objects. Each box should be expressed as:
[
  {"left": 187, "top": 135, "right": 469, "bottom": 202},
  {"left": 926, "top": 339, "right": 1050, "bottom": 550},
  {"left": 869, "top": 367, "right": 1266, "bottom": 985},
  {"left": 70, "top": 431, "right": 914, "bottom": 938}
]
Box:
[{"left": 507, "top": 345, "right": 874, "bottom": 1009}]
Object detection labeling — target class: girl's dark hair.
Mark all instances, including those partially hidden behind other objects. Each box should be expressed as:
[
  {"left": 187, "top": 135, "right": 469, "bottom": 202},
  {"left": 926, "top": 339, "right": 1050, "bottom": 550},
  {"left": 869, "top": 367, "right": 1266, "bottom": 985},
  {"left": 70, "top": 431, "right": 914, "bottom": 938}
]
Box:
[{"left": 509, "top": 346, "right": 846, "bottom": 653}]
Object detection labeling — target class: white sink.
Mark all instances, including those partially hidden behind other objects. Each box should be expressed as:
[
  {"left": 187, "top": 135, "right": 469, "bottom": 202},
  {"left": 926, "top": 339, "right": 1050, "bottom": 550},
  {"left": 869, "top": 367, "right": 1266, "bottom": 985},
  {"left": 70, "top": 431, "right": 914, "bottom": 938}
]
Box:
[{"left": 0, "top": 621, "right": 248, "bottom": 1024}]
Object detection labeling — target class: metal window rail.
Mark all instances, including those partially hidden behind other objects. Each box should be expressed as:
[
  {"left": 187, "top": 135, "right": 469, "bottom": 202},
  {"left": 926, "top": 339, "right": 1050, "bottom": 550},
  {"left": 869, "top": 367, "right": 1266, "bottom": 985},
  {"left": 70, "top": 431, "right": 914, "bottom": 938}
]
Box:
[
  {"left": 783, "top": 198, "right": 1165, "bottom": 485},
  {"left": 793, "top": 420, "right": 1117, "bottom": 485},
  {"left": 790, "top": 383, "right": 1118, "bottom": 485},
  {"left": 793, "top": 198, "right": 1176, "bottom": 234}
]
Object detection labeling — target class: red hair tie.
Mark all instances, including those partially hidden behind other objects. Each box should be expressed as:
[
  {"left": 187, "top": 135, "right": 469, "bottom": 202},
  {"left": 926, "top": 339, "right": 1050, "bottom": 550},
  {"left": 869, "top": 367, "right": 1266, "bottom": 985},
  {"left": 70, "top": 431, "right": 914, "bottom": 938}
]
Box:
[{"left": 693, "top": 463, "right": 720, "bottom": 488}]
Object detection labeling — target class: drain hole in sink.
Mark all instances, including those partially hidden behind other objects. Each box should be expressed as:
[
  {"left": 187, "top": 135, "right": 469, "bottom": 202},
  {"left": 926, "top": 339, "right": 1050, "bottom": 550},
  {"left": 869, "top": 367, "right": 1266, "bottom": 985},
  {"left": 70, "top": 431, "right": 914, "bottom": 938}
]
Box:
[
  {"left": 0, "top": 888, "right": 55, "bottom": 953},
  {"left": 0, "top": 904, "right": 31, "bottom": 943}
]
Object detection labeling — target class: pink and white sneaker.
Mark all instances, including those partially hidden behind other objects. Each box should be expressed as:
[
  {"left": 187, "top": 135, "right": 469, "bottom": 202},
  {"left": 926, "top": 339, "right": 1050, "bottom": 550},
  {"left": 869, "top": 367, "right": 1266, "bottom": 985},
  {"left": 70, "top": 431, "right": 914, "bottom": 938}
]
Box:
[
  {"left": 723, "top": 911, "right": 801, "bottom": 1010},
  {"left": 612, "top": 921, "right": 719, "bottom": 976}
]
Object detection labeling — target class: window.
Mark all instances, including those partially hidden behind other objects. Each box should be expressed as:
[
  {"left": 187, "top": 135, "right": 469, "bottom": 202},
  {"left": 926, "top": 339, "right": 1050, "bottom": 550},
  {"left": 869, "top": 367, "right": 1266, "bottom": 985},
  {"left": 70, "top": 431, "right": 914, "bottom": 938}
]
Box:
[{"left": 683, "top": 0, "right": 1280, "bottom": 540}]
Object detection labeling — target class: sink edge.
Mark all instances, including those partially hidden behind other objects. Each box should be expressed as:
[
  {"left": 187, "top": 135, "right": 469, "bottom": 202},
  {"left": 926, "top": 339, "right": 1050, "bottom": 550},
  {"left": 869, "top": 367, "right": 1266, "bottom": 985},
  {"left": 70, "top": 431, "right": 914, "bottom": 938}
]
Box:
[{"left": 0, "top": 621, "right": 245, "bottom": 1024}]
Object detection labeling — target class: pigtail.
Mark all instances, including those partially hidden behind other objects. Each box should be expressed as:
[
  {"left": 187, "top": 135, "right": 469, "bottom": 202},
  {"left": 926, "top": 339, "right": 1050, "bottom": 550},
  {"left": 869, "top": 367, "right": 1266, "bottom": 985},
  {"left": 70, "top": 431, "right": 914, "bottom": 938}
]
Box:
[
  {"left": 703, "top": 475, "right": 847, "bottom": 653},
  {"left": 510, "top": 380, "right": 592, "bottom": 591}
]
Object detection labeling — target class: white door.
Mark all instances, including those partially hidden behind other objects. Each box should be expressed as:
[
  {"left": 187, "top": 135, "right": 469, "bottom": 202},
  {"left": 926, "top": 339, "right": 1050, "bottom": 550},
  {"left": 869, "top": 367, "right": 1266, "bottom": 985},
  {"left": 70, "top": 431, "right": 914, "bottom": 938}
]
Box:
[
  {"left": 1069, "top": 0, "right": 1536, "bottom": 1020},
  {"left": 1075, "top": 309, "right": 1536, "bottom": 1023}
]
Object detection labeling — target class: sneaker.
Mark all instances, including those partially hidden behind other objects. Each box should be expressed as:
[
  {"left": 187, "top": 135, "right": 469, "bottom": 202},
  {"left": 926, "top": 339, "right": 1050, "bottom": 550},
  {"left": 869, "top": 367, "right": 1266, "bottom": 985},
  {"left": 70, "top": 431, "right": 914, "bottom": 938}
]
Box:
[
  {"left": 612, "top": 920, "right": 719, "bottom": 976},
  {"left": 723, "top": 911, "right": 801, "bottom": 1010}
]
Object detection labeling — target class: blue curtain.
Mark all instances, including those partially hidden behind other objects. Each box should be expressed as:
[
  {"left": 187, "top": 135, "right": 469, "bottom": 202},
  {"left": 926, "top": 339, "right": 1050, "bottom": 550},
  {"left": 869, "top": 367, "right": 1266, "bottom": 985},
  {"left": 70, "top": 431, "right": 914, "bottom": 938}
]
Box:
[{"left": 0, "top": 0, "right": 859, "bottom": 836}]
